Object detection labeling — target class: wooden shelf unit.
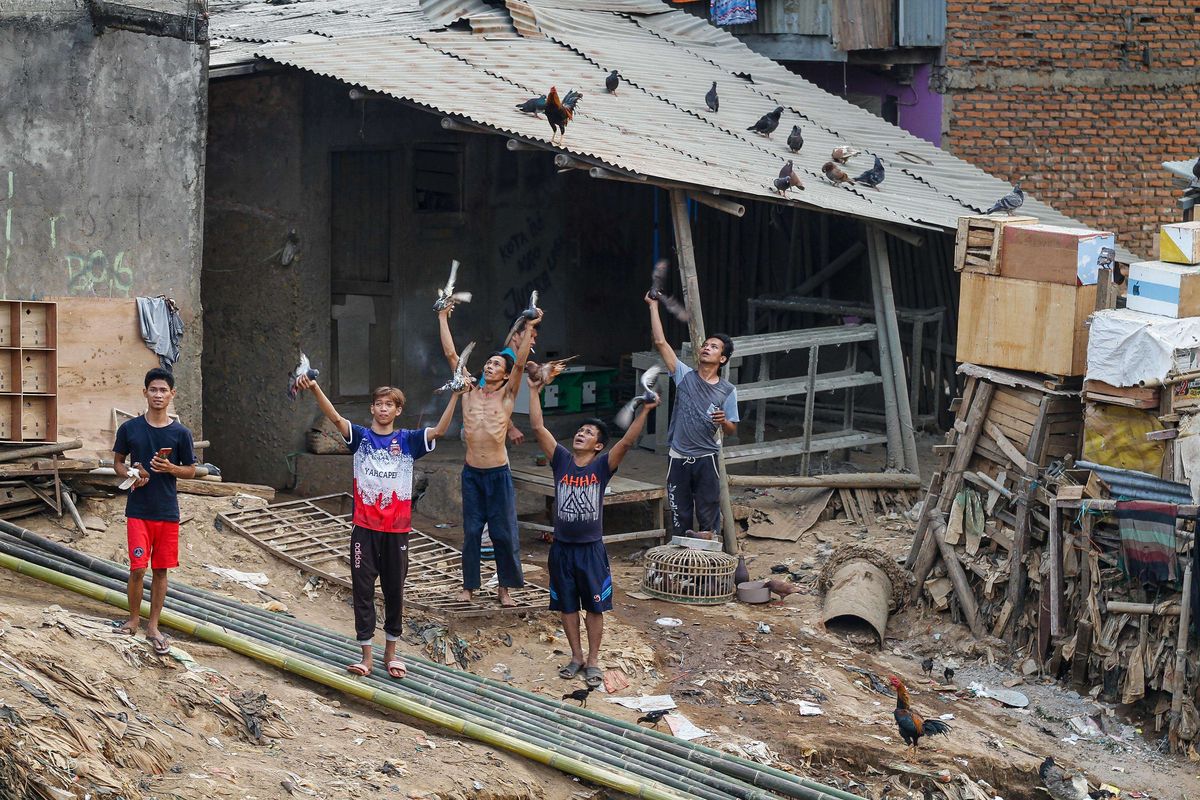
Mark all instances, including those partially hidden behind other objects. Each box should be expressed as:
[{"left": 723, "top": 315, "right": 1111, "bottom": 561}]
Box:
[{"left": 0, "top": 301, "right": 57, "bottom": 442}]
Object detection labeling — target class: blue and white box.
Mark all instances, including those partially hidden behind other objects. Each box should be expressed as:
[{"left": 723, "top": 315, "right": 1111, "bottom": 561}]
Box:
[{"left": 1126, "top": 260, "right": 1200, "bottom": 319}]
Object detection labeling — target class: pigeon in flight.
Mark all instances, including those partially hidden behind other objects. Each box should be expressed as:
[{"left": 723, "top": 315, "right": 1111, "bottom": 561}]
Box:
[
  {"left": 615, "top": 365, "right": 663, "bottom": 429},
  {"left": 986, "top": 183, "right": 1024, "bottom": 215},
  {"left": 705, "top": 82, "right": 719, "bottom": 112},
  {"left": 648, "top": 259, "right": 689, "bottom": 322}
]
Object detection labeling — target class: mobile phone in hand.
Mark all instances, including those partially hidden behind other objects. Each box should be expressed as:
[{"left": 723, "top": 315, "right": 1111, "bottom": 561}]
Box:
[{"left": 156, "top": 447, "right": 172, "bottom": 459}]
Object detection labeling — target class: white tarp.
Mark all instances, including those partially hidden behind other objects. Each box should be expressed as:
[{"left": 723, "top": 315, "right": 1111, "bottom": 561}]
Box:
[{"left": 1086, "top": 308, "right": 1200, "bottom": 386}]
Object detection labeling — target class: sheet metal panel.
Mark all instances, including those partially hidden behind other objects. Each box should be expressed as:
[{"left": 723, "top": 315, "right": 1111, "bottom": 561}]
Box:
[{"left": 898, "top": 0, "right": 945, "bottom": 47}]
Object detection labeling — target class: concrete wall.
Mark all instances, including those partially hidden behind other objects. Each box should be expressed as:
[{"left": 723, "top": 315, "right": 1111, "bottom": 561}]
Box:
[
  {"left": 0, "top": 1, "right": 207, "bottom": 427},
  {"left": 938, "top": 1, "right": 1200, "bottom": 258},
  {"left": 203, "top": 71, "right": 654, "bottom": 487}
]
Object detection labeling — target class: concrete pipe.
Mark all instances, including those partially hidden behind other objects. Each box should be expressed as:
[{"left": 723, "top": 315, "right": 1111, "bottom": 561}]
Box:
[{"left": 818, "top": 544, "right": 913, "bottom": 645}]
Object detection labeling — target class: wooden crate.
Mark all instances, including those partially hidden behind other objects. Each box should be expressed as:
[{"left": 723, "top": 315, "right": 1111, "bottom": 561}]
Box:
[
  {"left": 954, "top": 214, "right": 1037, "bottom": 274},
  {"left": 0, "top": 300, "right": 58, "bottom": 442},
  {"left": 957, "top": 273, "right": 1096, "bottom": 376}
]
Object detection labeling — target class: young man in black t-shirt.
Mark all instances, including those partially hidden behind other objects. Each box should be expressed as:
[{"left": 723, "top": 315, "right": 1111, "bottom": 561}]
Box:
[
  {"left": 527, "top": 374, "right": 656, "bottom": 689},
  {"left": 112, "top": 368, "right": 196, "bottom": 654}
]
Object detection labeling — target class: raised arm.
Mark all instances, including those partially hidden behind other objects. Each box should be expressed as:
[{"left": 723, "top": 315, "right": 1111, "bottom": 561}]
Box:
[
  {"left": 505, "top": 309, "right": 543, "bottom": 398},
  {"left": 295, "top": 374, "right": 351, "bottom": 440},
  {"left": 645, "top": 293, "right": 678, "bottom": 373},
  {"left": 608, "top": 396, "right": 657, "bottom": 469},
  {"left": 437, "top": 305, "right": 460, "bottom": 371},
  {"left": 427, "top": 390, "right": 462, "bottom": 441},
  {"left": 525, "top": 376, "right": 558, "bottom": 460}
]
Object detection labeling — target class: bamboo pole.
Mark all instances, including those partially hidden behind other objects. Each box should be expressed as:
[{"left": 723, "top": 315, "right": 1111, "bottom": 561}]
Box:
[
  {"left": 0, "top": 527, "right": 863, "bottom": 800},
  {"left": 866, "top": 228, "right": 903, "bottom": 470},
  {"left": 1172, "top": 562, "right": 1193, "bottom": 717},
  {"left": 0, "top": 439, "right": 82, "bottom": 463},
  {"left": 0, "top": 548, "right": 697, "bottom": 800},
  {"left": 669, "top": 189, "right": 737, "bottom": 555}
]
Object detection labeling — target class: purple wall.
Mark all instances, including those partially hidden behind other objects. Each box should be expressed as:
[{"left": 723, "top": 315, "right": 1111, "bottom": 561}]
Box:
[{"left": 790, "top": 62, "right": 942, "bottom": 146}]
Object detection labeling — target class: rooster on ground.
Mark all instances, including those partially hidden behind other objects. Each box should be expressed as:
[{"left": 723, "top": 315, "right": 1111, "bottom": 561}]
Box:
[
  {"left": 1039, "top": 756, "right": 1089, "bottom": 800},
  {"left": 545, "top": 86, "right": 572, "bottom": 145},
  {"left": 887, "top": 675, "right": 950, "bottom": 760}
]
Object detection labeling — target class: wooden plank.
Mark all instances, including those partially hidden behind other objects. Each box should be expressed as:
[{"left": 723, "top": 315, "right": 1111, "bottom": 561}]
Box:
[
  {"left": 983, "top": 422, "right": 1034, "bottom": 475},
  {"left": 50, "top": 297, "right": 171, "bottom": 460},
  {"left": 176, "top": 478, "right": 274, "bottom": 500}
]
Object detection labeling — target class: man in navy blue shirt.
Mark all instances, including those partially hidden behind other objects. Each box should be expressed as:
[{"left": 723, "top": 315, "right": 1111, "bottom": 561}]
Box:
[
  {"left": 112, "top": 368, "right": 196, "bottom": 654},
  {"left": 527, "top": 373, "right": 655, "bottom": 689}
]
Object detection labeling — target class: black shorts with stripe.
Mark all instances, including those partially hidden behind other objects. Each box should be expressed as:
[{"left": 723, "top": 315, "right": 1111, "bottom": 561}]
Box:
[{"left": 548, "top": 540, "right": 613, "bottom": 613}]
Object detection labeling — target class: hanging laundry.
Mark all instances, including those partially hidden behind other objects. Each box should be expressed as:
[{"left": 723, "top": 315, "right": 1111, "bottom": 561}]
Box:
[
  {"left": 1115, "top": 500, "right": 1179, "bottom": 584},
  {"left": 136, "top": 295, "right": 184, "bottom": 371},
  {"left": 710, "top": 0, "right": 756, "bottom": 26}
]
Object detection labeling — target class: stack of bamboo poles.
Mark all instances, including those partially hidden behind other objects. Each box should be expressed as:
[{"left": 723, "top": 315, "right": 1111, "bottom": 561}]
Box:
[{"left": 0, "top": 522, "right": 864, "bottom": 800}]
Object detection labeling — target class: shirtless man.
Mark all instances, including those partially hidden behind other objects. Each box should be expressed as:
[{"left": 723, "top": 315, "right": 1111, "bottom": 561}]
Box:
[{"left": 439, "top": 303, "right": 542, "bottom": 605}]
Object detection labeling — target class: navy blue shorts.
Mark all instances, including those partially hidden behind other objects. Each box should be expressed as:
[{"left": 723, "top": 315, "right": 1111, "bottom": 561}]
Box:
[{"left": 548, "top": 540, "right": 613, "bottom": 613}]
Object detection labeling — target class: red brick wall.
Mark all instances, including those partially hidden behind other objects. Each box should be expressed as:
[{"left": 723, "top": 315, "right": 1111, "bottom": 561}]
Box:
[{"left": 940, "top": 2, "right": 1200, "bottom": 258}]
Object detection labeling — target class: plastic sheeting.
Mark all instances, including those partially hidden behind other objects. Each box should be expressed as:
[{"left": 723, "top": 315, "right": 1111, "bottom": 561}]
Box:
[
  {"left": 1087, "top": 308, "right": 1200, "bottom": 387},
  {"left": 1082, "top": 403, "right": 1166, "bottom": 476}
]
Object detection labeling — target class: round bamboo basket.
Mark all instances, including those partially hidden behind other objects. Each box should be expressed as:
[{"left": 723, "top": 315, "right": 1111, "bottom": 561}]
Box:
[{"left": 641, "top": 545, "right": 736, "bottom": 605}]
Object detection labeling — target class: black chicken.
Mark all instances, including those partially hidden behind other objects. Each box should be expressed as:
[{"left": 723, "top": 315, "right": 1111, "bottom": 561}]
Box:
[
  {"left": 920, "top": 657, "right": 934, "bottom": 677},
  {"left": 747, "top": 106, "right": 784, "bottom": 138},
  {"left": 942, "top": 667, "right": 954, "bottom": 684},
  {"left": 637, "top": 709, "right": 669, "bottom": 727},
  {"left": 705, "top": 81, "right": 719, "bottom": 112},
  {"left": 562, "top": 686, "right": 594, "bottom": 707}
]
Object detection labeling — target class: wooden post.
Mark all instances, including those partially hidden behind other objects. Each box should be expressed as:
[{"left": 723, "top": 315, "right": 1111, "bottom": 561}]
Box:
[
  {"left": 868, "top": 225, "right": 919, "bottom": 472},
  {"left": 1171, "top": 561, "right": 1193, "bottom": 716},
  {"left": 866, "top": 229, "right": 904, "bottom": 469},
  {"left": 669, "top": 189, "right": 737, "bottom": 555},
  {"left": 1049, "top": 498, "right": 1064, "bottom": 637},
  {"left": 929, "top": 514, "right": 985, "bottom": 638}
]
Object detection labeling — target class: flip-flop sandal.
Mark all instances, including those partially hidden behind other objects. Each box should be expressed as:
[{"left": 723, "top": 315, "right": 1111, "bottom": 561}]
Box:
[
  {"left": 148, "top": 634, "right": 171, "bottom": 655},
  {"left": 558, "top": 661, "right": 583, "bottom": 680},
  {"left": 110, "top": 620, "right": 136, "bottom": 636},
  {"left": 386, "top": 660, "right": 407, "bottom": 679},
  {"left": 584, "top": 667, "right": 604, "bottom": 689},
  {"left": 345, "top": 663, "right": 370, "bottom": 677}
]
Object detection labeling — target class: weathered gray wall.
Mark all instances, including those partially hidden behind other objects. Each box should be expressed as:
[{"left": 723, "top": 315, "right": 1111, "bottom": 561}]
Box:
[
  {"left": 204, "top": 71, "right": 655, "bottom": 487},
  {"left": 0, "top": 1, "right": 207, "bottom": 428}
]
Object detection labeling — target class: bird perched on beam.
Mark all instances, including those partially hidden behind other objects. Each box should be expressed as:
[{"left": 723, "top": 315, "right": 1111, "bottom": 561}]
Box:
[
  {"left": 515, "top": 94, "right": 547, "bottom": 117},
  {"left": 1039, "top": 757, "right": 1090, "bottom": 800},
  {"left": 705, "top": 81, "right": 719, "bottom": 112},
  {"left": 887, "top": 675, "right": 951, "bottom": 760},
  {"left": 545, "top": 86, "right": 572, "bottom": 145},
  {"left": 854, "top": 155, "right": 885, "bottom": 190},
  {"left": 605, "top": 70, "right": 620, "bottom": 95},
  {"left": 637, "top": 709, "right": 669, "bottom": 727},
  {"left": 786, "top": 125, "right": 803, "bottom": 153},
  {"left": 747, "top": 106, "right": 784, "bottom": 138},
  {"left": 562, "top": 686, "right": 594, "bottom": 707},
  {"left": 986, "top": 183, "right": 1024, "bottom": 214},
  {"left": 831, "top": 145, "right": 860, "bottom": 164},
  {"left": 822, "top": 161, "right": 852, "bottom": 186}
]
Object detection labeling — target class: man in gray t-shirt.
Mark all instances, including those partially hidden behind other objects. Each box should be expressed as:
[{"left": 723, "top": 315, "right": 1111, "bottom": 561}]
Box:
[{"left": 646, "top": 293, "right": 740, "bottom": 536}]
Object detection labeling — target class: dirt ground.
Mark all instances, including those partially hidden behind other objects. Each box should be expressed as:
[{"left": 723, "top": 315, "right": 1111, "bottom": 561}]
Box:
[{"left": 0, "top": 480, "right": 1197, "bottom": 800}]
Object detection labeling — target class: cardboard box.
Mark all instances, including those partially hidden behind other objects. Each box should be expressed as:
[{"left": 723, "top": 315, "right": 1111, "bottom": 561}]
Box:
[
  {"left": 1126, "top": 260, "right": 1200, "bottom": 319},
  {"left": 957, "top": 273, "right": 1096, "bottom": 376},
  {"left": 1160, "top": 221, "right": 1200, "bottom": 265},
  {"left": 999, "top": 224, "right": 1116, "bottom": 286}
]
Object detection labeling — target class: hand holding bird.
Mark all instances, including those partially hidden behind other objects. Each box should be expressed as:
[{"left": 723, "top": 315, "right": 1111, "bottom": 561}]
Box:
[
  {"left": 436, "top": 342, "right": 476, "bottom": 394},
  {"left": 615, "top": 364, "right": 663, "bottom": 429},
  {"left": 506, "top": 290, "right": 541, "bottom": 342},
  {"left": 647, "top": 259, "right": 690, "bottom": 322},
  {"left": 433, "top": 259, "right": 472, "bottom": 312},
  {"left": 288, "top": 352, "right": 319, "bottom": 400}
]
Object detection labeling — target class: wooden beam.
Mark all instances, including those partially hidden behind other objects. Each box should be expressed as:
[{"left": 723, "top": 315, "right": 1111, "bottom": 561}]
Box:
[
  {"left": 929, "top": 514, "right": 985, "bottom": 638},
  {"left": 869, "top": 225, "right": 919, "bottom": 471},
  {"left": 669, "top": 189, "right": 737, "bottom": 555},
  {"left": 727, "top": 472, "right": 920, "bottom": 489},
  {"left": 440, "top": 117, "right": 491, "bottom": 134},
  {"left": 877, "top": 222, "right": 925, "bottom": 248},
  {"left": 1106, "top": 600, "right": 1181, "bottom": 616},
  {"left": 791, "top": 241, "right": 865, "bottom": 297},
  {"left": 0, "top": 440, "right": 83, "bottom": 463},
  {"left": 1172, "top": 561, "right": 1193, "bottom": 716},
  {"left": 506, "top": 139, "right": 543, "bottom": 152},
  {"left": 588, "top": 166, "right": 647, "bottom": 183},
  {"left": 89, "top": 0, "right": 207, "bottom": 42},
  {"left": 553, "top": 154, "right": 590, "bottom": 169},
  {"left": 687, "top": 192, "right": 745, "bottom": 218},
  {"left": 1049, "top": 498, "right": 1064, "bottom": 637}
]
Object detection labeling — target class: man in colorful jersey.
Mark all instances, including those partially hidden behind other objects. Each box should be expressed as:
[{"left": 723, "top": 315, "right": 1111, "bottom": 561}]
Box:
[
  {"left": 296, "top": 375, "right": 462, "bottom": 679},
  {"left": 526, "top": 373, "right": 656, "bottom": 689}
]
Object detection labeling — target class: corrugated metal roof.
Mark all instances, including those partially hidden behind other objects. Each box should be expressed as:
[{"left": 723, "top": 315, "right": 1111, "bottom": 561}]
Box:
[
  {"left": 210, "top": 0, "right": 1140, "bottom": 252},
  {"left": 1164, "top": 158, "right": 1199, "bottom": 185},
  {"left": 729, "top": 0, "right": 830, "bottom": 36},
  {"left": 897, "top": 0, "right": 945, "bottom": 47}
]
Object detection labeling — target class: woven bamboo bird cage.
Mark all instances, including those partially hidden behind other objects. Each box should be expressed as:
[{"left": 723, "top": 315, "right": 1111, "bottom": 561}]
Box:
[{"left": 641, "top": 545, "right": 737, "bottom": 605}]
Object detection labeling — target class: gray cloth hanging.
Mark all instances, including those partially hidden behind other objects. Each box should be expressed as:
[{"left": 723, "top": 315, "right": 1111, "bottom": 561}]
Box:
[{"left": 136, "top": 296, "right": 184, "bottom": 371}]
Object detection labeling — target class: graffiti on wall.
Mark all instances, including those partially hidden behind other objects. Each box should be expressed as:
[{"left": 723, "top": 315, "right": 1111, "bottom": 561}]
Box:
[
  {"left": 497, "top": 211, "right": 568, "bottom": 321},
  {"left": 0, "top": 168, "right": 139, "bottom": 298}
]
